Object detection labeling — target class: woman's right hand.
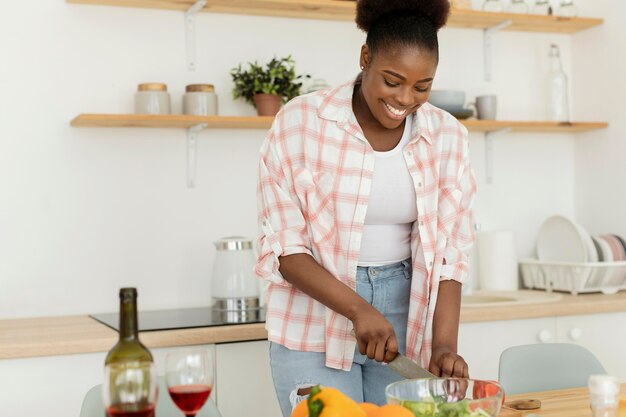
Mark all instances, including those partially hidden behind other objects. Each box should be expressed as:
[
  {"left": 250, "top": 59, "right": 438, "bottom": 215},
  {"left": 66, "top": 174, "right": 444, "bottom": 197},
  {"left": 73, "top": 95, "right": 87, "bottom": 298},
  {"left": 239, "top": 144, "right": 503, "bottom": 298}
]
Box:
[{"left": 352, "top": 307, "right": 398, "bottom": 364}]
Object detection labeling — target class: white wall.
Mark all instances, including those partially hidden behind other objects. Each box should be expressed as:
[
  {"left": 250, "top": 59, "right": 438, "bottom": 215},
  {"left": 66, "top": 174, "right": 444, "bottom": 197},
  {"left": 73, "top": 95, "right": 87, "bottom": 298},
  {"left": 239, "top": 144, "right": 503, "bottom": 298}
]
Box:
[
  {"left": 572, "top": 1, "right": 626, "bottom": 238},
  {"left": 0, "top": 0, "right": 611, "bottom": 319}
]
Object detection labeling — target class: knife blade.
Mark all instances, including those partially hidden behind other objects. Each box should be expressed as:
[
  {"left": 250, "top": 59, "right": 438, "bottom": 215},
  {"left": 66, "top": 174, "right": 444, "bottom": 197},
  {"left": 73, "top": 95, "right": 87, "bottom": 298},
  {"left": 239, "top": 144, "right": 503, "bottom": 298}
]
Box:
[{"left": 386, "top": 352, "right": 436, "bottom": 379}]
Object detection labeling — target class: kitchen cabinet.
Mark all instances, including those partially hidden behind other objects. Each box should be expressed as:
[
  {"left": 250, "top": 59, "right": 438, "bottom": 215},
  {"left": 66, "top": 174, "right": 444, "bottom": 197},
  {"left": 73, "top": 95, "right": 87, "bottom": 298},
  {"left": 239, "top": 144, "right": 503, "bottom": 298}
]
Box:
[
  {"left": 459, "top": 316, "right": 556, "bottom": 380},
  {"left": 459, "top": 311, "right": 626, "bottom": 382},
  {"left": 215, "top": 340, "right": 281, "bottom": 417},
  {"left": 556, "top": 312, "right": 626, "bottom": 379}
]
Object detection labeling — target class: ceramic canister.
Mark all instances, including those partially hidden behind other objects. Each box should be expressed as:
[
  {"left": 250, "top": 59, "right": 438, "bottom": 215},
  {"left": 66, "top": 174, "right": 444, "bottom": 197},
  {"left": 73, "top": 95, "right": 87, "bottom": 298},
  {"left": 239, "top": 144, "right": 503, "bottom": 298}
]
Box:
[
  {"left": 134, "top": 83, "right": 171, "bottom": 114},
  {"left": 183, "top": 84, "right": 218, "bottom": 116}
]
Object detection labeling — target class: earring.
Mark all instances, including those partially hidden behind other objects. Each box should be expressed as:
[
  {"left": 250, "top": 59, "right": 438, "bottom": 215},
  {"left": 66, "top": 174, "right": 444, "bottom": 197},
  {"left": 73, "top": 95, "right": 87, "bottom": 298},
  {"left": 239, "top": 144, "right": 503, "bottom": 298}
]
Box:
[{"left": 360, "top": 65, "right": 364, "bottom": 70}]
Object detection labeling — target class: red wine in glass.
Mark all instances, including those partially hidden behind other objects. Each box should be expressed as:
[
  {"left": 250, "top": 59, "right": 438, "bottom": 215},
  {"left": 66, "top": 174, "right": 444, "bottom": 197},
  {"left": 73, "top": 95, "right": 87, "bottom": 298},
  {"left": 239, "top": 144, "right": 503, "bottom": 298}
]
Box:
[
  {"left": 168, "top": 384, "right": 212, "bottom": 417},
  {"left": 106, "top": 404, "right": 155, "bottom": 417}
]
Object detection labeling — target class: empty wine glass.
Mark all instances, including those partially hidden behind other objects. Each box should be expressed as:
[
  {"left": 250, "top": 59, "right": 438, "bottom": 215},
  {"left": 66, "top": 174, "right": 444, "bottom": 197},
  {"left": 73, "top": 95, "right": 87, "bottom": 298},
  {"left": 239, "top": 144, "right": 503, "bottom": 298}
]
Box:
[
  {"left": 482, "top": 0, "right": 504, "bottom": 12},
  {"left": 532, "top": 0, "right": 551, "bottom": 15},
  {"left": 557, "top": 0, "right": 577, "bottom": 16},
  {"left": 103, "top": 361, "right": 158, "bottom": 417},
  {"left": 166, "top": 348, "right": 214, "bottom": 417},
  {"left": 509, "top": 0, "right": 529, "bottom": 13}
]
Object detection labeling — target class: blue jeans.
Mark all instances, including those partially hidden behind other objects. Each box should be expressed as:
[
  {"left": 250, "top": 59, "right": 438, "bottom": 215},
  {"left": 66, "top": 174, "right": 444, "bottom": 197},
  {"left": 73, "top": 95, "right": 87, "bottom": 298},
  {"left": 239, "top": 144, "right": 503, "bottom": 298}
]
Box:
[{"left": 269, "top": 259, "right": 412, "bottom": 417}]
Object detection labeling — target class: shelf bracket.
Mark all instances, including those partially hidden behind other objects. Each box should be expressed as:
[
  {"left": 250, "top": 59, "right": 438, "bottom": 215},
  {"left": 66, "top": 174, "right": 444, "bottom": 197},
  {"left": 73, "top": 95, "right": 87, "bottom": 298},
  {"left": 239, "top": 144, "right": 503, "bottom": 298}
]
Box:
[
  {"left": 485, "top": 128, "right": 512, "bottom": 184},
  {"left": 483, "top": 20, "right": 512, "bottom": 82},
  {"left": 185, "top": 0, "right": 207, "bottom": 71},
  {"left": 186, "top": 123, "right": 207, "bottom": 188}
]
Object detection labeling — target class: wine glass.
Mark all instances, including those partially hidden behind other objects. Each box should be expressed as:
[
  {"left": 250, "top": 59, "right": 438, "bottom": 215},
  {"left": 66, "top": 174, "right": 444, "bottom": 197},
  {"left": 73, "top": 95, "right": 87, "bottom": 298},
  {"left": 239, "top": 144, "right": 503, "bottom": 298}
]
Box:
[
  {"left": 103, "top": 361, "right": 158, "bottom": 417},
  {"left": 166, "top": 348, "right": 214, "bottom": 417}
]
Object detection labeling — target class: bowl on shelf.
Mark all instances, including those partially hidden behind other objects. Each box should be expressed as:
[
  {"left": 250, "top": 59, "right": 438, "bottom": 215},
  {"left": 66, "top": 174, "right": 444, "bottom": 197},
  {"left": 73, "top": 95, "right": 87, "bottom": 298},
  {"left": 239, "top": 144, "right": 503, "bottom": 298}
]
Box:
[
  {"left": 386, "top": 378, "right": 504, "bottom": 417},
  {"left": 428, "top": 90, "right": 466, "bottom": 113}
]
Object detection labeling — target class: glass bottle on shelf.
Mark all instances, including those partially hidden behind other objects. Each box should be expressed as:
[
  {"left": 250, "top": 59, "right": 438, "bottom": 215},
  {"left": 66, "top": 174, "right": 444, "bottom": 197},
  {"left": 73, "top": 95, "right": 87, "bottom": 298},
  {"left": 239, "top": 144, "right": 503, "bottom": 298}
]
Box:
[
  {"left": 105, "top": 287, "right": 153, "bottom": 365},
  {"left": 532, "top": 0, "right": 551, "bottom": 15},
  {"left": 482, "top": 0, "right": 503, "bottom": 12},
  {"left": 557, "top": 0, "right": 578, "bottom": 17},
  {"left": 509, "top": 0, "right": 529, "bottom": 14},
  {"left": 546, "top": 44, "right": 570, "bottom": 123}
]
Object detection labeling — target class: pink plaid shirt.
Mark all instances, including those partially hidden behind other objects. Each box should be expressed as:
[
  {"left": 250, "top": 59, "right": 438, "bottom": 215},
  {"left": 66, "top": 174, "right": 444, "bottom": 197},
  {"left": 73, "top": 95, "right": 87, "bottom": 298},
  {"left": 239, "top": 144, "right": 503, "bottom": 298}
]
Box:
[{"left": 255, "top": 77, "right": 477, "bottom": 371}]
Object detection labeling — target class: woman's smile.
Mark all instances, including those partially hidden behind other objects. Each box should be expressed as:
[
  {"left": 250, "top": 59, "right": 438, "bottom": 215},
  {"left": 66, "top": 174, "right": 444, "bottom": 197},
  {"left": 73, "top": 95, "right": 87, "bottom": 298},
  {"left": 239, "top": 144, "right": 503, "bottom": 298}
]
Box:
[{"left": 382, "top": 100, "right": 415, "bottom": 120}]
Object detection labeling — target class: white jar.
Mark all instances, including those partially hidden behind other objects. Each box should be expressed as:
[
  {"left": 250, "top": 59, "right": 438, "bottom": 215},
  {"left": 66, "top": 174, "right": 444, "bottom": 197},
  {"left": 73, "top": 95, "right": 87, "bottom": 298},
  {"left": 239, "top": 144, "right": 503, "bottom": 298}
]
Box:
[
  {"left": 183, "top": 84, "right": 218, "bottom": 116},
  {"left": 134, "top": 83, "right": 171, "bottom": 115}
]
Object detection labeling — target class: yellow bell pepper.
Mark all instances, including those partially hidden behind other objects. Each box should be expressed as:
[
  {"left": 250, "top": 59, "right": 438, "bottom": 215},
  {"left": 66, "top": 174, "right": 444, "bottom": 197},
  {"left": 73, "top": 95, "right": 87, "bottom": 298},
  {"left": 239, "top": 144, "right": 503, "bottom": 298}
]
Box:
[{"left": 291, "top": 385, "right": 366, "bottom": 417}]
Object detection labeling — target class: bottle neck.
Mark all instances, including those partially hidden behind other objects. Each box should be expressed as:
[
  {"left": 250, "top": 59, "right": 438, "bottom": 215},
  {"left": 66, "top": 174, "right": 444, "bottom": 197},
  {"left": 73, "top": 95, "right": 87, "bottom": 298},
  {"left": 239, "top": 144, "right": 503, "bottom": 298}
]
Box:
[
  {"left": 119, "top": 293, "right": 139, "bottom": 340},
  {"left": 549, "top": 48, "right": 563, "bottom": 71}
]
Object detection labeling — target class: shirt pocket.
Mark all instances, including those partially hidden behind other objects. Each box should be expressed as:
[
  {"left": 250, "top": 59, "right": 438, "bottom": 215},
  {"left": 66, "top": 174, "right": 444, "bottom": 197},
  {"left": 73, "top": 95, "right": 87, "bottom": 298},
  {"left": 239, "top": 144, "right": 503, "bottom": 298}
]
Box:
[
  {"left": 293, "top": 167, "right": 336, "bottom": 247},
  {"left": 437, "top": 186, "right": 463, "bottom": 238}
]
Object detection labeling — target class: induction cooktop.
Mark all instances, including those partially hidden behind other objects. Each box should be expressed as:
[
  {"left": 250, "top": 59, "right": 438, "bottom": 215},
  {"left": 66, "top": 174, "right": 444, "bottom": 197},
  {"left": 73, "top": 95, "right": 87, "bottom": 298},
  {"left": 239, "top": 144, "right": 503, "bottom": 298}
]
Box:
[{"left": 90, "top": 307, "right": 265, "bottom": 332}]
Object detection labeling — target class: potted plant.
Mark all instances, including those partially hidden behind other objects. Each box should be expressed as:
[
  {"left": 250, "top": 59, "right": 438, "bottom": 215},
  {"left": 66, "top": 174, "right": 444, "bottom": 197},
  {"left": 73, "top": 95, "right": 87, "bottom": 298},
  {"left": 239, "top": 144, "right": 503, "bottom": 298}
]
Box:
[{"left": 230, "top": 55, "right": 310, "bottom": 116}]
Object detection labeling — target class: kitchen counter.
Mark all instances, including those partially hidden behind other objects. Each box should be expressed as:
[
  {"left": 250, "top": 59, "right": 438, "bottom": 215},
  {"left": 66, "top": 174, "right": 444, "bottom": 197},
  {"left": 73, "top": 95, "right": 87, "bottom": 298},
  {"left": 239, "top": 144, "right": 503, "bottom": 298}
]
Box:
[
  {"left": 2, "top": 291, "right": 626, "bottom": 360},
  {"left": 506, "top": 385, "right": 626, "bottom": 417},
  {"left": 460, "top": 290, "right": 626, "bottom": 323}
]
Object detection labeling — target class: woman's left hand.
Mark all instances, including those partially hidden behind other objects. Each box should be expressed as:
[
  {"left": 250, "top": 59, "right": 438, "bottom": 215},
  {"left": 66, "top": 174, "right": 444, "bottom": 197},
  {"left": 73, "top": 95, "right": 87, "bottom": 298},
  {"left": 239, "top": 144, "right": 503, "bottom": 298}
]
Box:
[{"left": 429, "top": 346, "right": 469, "bottom": 378}]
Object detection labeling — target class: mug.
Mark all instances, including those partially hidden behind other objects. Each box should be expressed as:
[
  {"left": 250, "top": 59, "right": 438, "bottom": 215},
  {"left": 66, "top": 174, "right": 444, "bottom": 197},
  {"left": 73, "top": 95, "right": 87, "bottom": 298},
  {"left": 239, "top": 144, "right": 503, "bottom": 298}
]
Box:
[{"left": 469, "top": 95, "right": 497, "bottom": 120}]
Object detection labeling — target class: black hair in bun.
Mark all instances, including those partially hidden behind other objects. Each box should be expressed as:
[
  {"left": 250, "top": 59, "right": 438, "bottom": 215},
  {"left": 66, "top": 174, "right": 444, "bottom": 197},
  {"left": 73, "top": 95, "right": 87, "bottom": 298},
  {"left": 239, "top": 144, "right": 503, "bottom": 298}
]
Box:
[{"left": 356, "top": 0, "right": 450, "bottom": 59}]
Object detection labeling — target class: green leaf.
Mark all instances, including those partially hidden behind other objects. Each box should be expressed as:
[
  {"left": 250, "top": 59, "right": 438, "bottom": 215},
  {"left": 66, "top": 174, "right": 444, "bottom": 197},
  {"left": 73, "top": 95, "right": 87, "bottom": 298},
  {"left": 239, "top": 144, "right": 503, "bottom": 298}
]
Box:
[{"left": 229, "top": 54, "right": 310, "bottom": 105}]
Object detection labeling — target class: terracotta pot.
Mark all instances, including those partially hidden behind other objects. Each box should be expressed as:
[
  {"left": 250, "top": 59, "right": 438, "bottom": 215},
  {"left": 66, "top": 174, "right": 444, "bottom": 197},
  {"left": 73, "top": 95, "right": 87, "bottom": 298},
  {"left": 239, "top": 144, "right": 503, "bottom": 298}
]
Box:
[{"left": 253, "top": 93, "right": 282, "bottom": 116}]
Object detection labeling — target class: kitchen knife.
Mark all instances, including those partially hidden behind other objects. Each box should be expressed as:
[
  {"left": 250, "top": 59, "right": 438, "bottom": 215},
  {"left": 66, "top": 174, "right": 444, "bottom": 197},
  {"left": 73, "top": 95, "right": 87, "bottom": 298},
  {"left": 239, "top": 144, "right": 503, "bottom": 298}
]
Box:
[
  {"left": 386, "top": 352, "right": 436, "bottom": 379},
  {"left": 349, "top": 330, "right": 435, "bottom": 378}
]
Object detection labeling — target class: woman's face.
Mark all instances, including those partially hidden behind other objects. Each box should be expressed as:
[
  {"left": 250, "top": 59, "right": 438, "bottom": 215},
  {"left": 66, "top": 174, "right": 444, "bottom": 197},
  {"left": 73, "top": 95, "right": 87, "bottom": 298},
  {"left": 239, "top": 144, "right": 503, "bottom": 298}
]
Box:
[{"left": 359, "top": 44, "right": 438, "bottom": 130}]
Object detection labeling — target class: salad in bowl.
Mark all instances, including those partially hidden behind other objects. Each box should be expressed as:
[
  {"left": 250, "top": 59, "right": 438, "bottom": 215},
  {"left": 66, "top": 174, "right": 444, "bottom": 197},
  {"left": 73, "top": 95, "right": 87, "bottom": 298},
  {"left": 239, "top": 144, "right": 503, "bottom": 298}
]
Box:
[{"left": 385, "top": 378, "right": 504, "bottom": 417}]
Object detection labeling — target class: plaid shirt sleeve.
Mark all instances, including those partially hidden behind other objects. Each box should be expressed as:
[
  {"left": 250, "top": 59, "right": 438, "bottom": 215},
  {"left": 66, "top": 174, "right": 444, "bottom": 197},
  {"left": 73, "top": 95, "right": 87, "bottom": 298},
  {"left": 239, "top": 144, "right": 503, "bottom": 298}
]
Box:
[
  {"left": 255, "top": 116, "right": 313, "bottom": 286},
  {"left": 439, "top": 127, "right": 477, "bottom": 283}
]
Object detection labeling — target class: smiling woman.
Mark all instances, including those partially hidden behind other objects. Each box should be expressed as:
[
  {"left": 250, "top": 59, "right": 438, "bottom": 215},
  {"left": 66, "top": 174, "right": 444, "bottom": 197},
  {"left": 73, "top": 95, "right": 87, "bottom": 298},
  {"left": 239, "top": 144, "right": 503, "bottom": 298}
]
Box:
[{"left": 255, "top": 1, "right": 477, "bottom": 416}]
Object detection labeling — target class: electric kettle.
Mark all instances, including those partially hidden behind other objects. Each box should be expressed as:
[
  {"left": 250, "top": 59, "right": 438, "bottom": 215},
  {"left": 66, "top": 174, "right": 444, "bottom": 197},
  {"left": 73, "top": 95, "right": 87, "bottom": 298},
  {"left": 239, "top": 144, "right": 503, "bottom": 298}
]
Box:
[{"left": 211, "top": 236, "right": 261, "bottom": 323}]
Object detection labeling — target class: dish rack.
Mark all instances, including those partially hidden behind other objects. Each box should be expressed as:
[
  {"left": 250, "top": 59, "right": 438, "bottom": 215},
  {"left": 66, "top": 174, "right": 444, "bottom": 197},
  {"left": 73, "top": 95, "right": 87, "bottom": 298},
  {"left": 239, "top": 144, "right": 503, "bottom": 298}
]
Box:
[{"left": 519, "top": 259, "right": 626, "bottom": 295}]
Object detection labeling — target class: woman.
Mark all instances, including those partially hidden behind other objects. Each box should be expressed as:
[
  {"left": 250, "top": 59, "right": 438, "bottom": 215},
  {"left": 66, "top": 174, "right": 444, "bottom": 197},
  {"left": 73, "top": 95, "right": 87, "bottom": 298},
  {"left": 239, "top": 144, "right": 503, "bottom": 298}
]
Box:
[{"left": 255, "top": 0, "right": 476, "bottom": 414}]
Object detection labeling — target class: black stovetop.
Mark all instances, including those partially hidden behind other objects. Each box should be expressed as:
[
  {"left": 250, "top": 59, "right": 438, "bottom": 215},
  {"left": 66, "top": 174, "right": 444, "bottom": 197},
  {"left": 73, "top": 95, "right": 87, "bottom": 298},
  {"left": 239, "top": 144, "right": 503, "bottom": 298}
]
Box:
[{"left": 90, "top": 307, "right": 265, "bottom": 332}]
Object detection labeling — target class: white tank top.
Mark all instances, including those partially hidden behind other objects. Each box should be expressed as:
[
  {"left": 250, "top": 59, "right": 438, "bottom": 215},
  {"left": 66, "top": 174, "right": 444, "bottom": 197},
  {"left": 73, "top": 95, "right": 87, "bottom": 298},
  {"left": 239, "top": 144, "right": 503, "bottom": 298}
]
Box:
[{"left": 358, "top": 115, "right": 418, "bottom": 266}]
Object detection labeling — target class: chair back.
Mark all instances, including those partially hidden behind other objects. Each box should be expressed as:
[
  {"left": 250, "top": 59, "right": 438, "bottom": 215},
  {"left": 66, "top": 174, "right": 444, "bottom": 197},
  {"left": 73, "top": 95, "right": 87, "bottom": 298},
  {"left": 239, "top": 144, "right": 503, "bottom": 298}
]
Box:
[
  {"left": 79, "top": 376, "right": 222, "bottom": 417},
  {"left": 498, "top": 343, "right": 607, "bottom": 395}
]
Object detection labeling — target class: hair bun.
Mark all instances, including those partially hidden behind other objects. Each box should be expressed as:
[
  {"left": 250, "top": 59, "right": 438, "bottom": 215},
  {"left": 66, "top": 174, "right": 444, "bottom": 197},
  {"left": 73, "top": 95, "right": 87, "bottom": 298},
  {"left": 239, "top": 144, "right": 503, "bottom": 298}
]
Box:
[{"left": 355, "top": 0, "right": 450, "bottom": 32}]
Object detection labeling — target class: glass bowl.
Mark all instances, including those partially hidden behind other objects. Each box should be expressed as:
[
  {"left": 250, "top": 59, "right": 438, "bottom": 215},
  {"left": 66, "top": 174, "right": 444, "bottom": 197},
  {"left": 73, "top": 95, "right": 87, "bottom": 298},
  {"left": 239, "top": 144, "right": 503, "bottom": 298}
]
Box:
[{"left": 386, "top": 378, "right": 504, "bottom": 417}]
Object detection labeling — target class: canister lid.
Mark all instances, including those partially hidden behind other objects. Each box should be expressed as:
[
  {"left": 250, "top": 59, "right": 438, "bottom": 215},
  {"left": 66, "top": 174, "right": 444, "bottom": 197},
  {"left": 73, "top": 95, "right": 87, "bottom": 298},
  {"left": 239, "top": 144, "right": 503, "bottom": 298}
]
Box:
[
  {"left": 138, "top": 83, "right": 168, "bottom": 92},
  {"left": 186, "top": 84, "right": 215, "bottom": 93},
  {"left": 215, "top": 236, "right": 253, "bottom": 251}
]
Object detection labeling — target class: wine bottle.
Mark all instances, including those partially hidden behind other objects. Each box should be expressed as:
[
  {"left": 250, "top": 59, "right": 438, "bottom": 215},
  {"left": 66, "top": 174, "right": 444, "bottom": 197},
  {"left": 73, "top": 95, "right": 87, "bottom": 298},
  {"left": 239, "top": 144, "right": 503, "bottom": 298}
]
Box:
[{"left": 105, "top": 287, "right": 153, "bottom": 365}]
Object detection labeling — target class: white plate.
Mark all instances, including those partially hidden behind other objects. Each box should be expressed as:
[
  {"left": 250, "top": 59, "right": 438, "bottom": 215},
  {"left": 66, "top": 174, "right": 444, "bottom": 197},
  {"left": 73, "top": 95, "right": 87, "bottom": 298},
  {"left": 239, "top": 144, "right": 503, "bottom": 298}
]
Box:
[
  {"left": 537, "top": 215, "right": 597, "bottom": 262},
  {"left": 592, "top": 236, "right": 613, "bottom": 262}
]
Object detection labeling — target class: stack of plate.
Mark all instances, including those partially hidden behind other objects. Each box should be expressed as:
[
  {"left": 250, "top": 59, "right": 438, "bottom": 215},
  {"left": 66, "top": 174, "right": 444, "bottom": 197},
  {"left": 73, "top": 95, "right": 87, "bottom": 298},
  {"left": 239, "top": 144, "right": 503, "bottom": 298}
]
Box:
[
  {"left": 593, "top": 235, "right": 626, "bottom": 261},
  {"left": 537, "top": 215, "right": 626, "bottom": 263},
  {"left": 537, "top": 215, "right": 598, "bottom": 263},
  {"left": 530, "top": 215, "right": 626, "bottom": 294}
]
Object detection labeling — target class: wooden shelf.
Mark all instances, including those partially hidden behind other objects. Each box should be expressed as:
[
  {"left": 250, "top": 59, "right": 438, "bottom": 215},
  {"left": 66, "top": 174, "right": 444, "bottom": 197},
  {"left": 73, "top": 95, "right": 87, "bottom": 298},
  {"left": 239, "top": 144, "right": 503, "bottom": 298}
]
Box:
[
  {"left": 461, "top": 119, "right": 609, "bottom": 133},
  {"left": 66, "top": 0, "right": 603, "bottom": 33},
  {"left": 70, "top": 114, "right": 275, "bottom": 129},
  {"left": 71, "top": 114, "right": 608, "bottom": 133},
  {"left": 448, "top": 9, "right": 602, "bottom": 33}
]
